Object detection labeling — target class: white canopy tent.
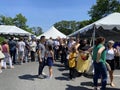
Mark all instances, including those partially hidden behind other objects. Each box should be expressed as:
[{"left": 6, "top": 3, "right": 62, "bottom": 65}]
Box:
[
  {"left": 69, "top": 12, "right": 120, "bottom": 40},
  {"left": 37, "top": 26, "right": 67, "bottom": 39},
  {"left": 0, "top": 25, "right": 31, "bottom": 36}
]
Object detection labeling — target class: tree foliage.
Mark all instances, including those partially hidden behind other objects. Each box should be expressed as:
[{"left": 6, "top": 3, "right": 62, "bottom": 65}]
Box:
[
  {"left": 54, "top": 20, "right": 90, "bottom": 35},
  {"left": 0, "top": 15, "right": 14, "bottom": 25},
  {"left": 88, "top": 0, "right": 120, "bottom": 21},
  {"left": 0, "top": 13, "right": 43, "bottom": 34},
  {"left": 54, "top": 0, "right": 120, "bottom": 35},
  {"left": 13, "top": 13, "right": 27, "bottom": 29},
  {"left": 31, "top": 27, "right": 43, "bottom": 36},
  {"left": 54, "top": 20, "right": 76, "bottom": 35},
  {"left": 0, "top": 0, "right": 120, "bottom": 36},
  {"left": 76, "top": 20, "right": 91, "bottom": 29}
]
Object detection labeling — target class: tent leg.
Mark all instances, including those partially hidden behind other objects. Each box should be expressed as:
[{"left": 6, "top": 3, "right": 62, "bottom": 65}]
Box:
[{"left": 92, "top": 24, "right": 96, "bottom": 47}]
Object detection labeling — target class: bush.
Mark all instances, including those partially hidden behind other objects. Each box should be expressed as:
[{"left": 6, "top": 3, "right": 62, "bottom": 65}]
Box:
[{"left": 0, "top": 37, "right": 5, "bottom": 44}]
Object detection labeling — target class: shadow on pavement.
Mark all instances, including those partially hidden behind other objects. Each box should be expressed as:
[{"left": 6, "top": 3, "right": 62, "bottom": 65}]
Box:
[
  {"left": 58, "top": 68, "right": 68, "bottom": 71},
  {"left": 81, "top": 81, "right": 110, "bottom": 87},
  {"left": 18, "top": 74, "right": 38, "bottom": 81},
  {"left": 81, "top": 81, "right": 120, "bottom": 90},
  {"left": 53, "top": 63, "right": 64, "bottom": 67},
  {"left": 55, "top": 76, "right": 68, "bottom": 81},
  {"left": 83, "top": 73, "right": 93, "bottom": 79},
  {"left": 81, "top": 81, "right": 93, "bottom": 87},
  {"left": 66, "top": 85, "right": 120, "bottom": 90},
  {"left": 62, "top": 73, "right": 69, "bottom": 77},
  {"left": 66, "top": 85, "right": 92, "bottom": 90},
  {"left": 106, "top": 87, "right": 120, "bottom": 90}
]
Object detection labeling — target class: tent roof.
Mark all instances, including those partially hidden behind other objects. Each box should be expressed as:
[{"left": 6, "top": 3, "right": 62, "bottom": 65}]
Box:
[
  {"left": 69, "top": 12, "right": 120, "bottom": 36},
  {"left": 37, "top": 26, "right": 67, "bottom": 39},
  {"left": 0, "top": 25, "right": 31, "bottom": 36},
  {"left": 95, "top": 12, "right": 120, "bottom": 29}
]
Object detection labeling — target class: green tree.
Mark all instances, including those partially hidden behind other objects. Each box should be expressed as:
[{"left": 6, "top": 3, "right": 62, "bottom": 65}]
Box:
[
  {"left": 13, "top": 13, "right": 27, "bottom": 29},
  {"left": 54, "top": 20, "right": 78, "bottom": 35},
  {"left": 0, "top": 14, "right": 33, "bottom": 34},
  {"left": 0, "top": 36, "right": 5, "bottom": 44},
  {"left": 31, "top": 27, "right": 43, "bottom": 36},
  {"left": 13, "top": 13, "right": 33, "bottom": 33},
  {"left": 54, "top": 20, "right": 91, "bottom": 35},
  {"left": 0, "top": 15, "right": 6, "bottom": 25},
  {"left": 0, "top": 14, "right": 44, "bottom": 34},
  {"left": 88, "top": 0, "right": 120, "bottom": 21},
  {"left": 76, "top": 20, "right": 91, "bottom": 29},
  {"left": 0, "top": 15, "right": 13, "bottom": 25}
]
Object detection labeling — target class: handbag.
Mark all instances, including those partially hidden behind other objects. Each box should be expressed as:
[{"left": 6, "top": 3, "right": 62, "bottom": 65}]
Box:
[{"left": 0, "top": 51, "right": 5, "bottom": 59}]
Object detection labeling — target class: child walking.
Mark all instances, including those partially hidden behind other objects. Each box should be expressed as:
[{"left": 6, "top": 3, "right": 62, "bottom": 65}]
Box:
[
  {"left": 46, "top": 45, "right": 55, "bottom": 79},
  {"left": 68, "top": 46, "right": 77, "bottom": 80}
]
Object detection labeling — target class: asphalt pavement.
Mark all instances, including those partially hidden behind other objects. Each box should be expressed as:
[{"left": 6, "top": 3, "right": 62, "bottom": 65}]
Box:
[{"left": 0, "top": 61, "right": 120, "bottom": 90}]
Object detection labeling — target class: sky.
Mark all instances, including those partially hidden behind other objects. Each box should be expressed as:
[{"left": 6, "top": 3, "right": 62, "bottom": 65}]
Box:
[{"left": 0, "top": 0, "right": 96, "bottom": 32}]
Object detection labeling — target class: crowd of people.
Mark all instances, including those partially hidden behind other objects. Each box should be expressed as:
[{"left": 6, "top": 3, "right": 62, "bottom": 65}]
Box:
[{"left": 0, "top": 36, "right": 120, "bottom": 90}]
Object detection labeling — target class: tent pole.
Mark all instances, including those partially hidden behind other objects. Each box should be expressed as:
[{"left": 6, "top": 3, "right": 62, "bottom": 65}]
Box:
[{"left": 93, "top": 24, "right": 96, "bottom": 47}]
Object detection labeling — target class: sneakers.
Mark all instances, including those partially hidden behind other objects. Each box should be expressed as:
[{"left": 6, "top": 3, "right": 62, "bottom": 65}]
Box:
[
  {"left": 46, "top": 75, "right": 53, "bottom": 79},
  {"left": 38, "top": 75, "right": 45, "bottom": 79},
  {"left": 2, "top": 67, "right": 7, "bottom": 69},
  {"left": 71, "top": 78, "right": 75, "bottom": 81},
  {"left": 42, "top": 72, "right": 46, "bottom": 76},
  {"left": 93, "top": 87, "right": 100, "bottom": 90}
]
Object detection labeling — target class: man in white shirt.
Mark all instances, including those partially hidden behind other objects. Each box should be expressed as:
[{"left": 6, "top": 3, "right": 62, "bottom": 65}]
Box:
[
  {"left": 17, "top": 37, "right": 25, "bottom": 64},
  {"left": 30, "top": 38, "right": 37, "bottom": 62}
]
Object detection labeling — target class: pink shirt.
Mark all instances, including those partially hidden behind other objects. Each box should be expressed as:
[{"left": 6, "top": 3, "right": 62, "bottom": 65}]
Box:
[{"left": 2, "top": 44, "right": 8, "bottom": 53}]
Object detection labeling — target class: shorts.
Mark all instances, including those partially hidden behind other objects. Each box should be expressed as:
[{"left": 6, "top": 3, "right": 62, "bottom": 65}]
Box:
[
  {"left": 18, "top": 51, "right": 24, "bottom": 59},
  {"left": 106, "top": 59, "right": 115, "bottom": 70}
]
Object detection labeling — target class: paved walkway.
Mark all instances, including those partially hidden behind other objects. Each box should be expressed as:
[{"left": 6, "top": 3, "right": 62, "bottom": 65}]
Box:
[{"left": 0, "top": 61, "right": 120, "bottom": 90}]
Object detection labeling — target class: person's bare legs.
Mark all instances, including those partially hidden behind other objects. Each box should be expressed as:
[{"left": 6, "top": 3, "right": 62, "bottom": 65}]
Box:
[
  {"left": 109, "top": 71, "right": 115, "bottom": 87},
  {"left": 49, "top": 67, "right": 53, "bottom": 78},
  {"left": 0, "top": 60, "right": 2, "bottom": 73}
]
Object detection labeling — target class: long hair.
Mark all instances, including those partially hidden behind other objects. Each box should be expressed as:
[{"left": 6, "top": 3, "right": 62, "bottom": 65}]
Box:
[
  {"left": 48, "top": 45, "right": 53, "bottom": 51},
  {"left": 95, "top": 36, "right": 105, "bottom": 46}
]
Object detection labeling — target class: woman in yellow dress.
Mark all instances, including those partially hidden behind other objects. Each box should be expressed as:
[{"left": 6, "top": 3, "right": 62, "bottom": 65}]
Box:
[{"left": 76, "top": 39, "right": 91, "bottom": 73}]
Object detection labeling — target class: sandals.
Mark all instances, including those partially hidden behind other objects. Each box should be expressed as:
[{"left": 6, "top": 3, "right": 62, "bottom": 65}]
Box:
[{"left": 110, "top": 83, "right": 115, "bottom": 87}]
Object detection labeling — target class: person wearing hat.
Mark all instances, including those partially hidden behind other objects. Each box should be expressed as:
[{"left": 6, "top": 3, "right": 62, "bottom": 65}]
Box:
[{"left": 106, "top": 40, "right": 119, "bottom": 87}]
